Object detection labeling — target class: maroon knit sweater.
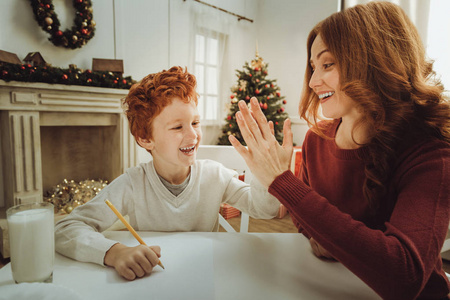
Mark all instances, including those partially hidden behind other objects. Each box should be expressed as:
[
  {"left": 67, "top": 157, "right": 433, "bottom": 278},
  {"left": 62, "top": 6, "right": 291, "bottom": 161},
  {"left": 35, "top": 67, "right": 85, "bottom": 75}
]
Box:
[{"left": 269, "top": 119, "right": 450, "bottom": 299}]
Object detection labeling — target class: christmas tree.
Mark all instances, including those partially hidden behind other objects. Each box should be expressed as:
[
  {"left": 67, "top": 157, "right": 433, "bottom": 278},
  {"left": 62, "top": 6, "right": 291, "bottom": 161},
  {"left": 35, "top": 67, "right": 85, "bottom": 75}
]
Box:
[{"left": 217, "top": 52, "right": 289, "bottom": 145}]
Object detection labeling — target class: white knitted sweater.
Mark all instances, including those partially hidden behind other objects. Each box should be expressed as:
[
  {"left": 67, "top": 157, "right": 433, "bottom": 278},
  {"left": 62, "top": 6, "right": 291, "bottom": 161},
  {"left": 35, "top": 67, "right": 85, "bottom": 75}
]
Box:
[{"left": 55, "top": 159, "right": 280, "bottom": 265}]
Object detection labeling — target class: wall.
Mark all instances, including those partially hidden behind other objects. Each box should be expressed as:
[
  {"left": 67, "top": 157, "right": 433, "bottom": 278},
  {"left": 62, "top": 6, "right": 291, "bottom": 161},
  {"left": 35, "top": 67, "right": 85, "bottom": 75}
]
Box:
[
  {"left": 256, "top": 0, "right": 338, "bottom": 145},
  {"left": 0, "top": 0, "right": 338, "bottom": 166}
]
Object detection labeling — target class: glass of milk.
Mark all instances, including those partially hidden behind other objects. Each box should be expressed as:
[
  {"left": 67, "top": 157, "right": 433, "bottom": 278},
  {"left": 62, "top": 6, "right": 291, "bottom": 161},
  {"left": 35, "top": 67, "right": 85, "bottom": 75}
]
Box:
[{"left": 7, "top": 202, "right": 54, "bottom": 283}]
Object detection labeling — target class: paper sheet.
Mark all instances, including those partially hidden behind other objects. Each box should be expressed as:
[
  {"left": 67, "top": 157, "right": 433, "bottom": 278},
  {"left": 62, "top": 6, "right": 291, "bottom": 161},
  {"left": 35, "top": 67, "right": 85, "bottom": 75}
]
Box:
[{"left": 54, "top": 234, "right": 215, "bottom": 300}]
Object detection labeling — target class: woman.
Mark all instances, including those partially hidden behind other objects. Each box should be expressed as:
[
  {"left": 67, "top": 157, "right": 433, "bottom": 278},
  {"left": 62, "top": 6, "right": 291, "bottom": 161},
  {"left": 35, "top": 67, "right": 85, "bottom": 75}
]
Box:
[{"left": 229, "top": 2, "right": 450, "bottom": 299}]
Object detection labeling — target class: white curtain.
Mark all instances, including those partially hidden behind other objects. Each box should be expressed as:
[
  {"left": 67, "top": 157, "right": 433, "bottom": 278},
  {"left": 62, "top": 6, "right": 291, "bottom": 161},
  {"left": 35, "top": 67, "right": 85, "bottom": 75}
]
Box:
[{"left": 189, "top": 2, "right": 230, "bottom": 127}]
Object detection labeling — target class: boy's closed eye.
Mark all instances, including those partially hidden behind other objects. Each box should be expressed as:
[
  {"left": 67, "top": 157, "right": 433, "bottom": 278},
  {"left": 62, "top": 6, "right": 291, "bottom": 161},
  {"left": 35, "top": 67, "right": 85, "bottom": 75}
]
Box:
[{"left": 171, "top": 121, "right": 200, "bottom": 130}]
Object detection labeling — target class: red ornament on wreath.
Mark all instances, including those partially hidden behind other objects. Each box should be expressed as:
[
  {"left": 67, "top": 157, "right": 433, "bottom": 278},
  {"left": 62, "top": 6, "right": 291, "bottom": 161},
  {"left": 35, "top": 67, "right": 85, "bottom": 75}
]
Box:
[
  {"left": 29, "top": 0, "right": 96, "bottom": 49},
  {"left": 255, "top": 89, "right": 260, "bottom": 94},
  {"left": 230, "top": 95, "right": 235, "bottom": 99},
  {"left": 62, "top": 74, "right": 68, "bottom": 80},
  {"left": 227, "top": 115, "right": 232, "bottom": 121},
  {"left": 245, "top": 96, "right": 250, "bottom": 100},
  {"left": 283, "top": 99, "right": 287, "bottom": 104}
]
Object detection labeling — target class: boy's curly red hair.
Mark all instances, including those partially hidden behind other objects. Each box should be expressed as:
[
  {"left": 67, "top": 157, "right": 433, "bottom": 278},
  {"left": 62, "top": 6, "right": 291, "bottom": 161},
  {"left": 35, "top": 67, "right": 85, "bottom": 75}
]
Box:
[{"left": 122, "top": 66, "right": 198, "bottom": 142}]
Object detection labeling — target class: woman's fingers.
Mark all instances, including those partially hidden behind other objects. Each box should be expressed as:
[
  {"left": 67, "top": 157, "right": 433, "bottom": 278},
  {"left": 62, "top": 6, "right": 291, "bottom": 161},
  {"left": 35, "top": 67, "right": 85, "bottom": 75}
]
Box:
[
  {"left": 269, "top": 121, "right": 275, "bottom": 136},
  {"left": 235, "top": 110, "right": 259, "bottom": 150},
  {"left": 238, "top": 100, "right": 266, "bottom": 146},
  {"left": 229, "top": 134, "right": 247, "bottom": 156},
  {"left": 282, "top": 119, "right": 293, "bottom": 148},
  {"left": 249, "top": 97, "right": 274, "bottom": 141}
]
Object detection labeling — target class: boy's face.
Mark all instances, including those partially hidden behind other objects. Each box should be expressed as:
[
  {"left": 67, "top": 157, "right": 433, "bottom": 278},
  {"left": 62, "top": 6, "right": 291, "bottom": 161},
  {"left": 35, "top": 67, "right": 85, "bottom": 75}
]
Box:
[{"left": 140, "top": 97, "right": 202, "bottom": 174}]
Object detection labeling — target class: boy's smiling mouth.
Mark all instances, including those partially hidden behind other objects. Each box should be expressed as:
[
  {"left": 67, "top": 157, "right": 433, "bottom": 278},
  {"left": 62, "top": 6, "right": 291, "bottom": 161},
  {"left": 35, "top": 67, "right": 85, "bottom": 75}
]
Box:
[{"left": 180, "top": 145, "right": 196, "bottom": 154}]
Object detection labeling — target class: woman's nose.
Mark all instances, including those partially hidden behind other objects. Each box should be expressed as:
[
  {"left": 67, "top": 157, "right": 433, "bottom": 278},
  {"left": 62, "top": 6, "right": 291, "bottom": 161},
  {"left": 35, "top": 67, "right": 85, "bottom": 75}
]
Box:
[{"left": 309, "top": 70, "right": 322, "bottom": 90}]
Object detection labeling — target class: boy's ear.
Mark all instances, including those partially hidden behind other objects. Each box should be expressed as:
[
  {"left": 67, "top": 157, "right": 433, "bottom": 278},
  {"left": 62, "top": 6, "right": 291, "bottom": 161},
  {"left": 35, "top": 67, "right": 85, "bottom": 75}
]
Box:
[{"left": 137, "top": 137, "right": 154, "bottom": 151}]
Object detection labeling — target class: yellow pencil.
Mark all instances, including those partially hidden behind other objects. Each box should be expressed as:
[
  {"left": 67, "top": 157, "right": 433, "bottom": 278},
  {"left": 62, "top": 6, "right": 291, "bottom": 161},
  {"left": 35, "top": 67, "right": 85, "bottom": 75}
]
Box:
[{"left": 104, "top": 199, "right": 165, "bottom": 269}]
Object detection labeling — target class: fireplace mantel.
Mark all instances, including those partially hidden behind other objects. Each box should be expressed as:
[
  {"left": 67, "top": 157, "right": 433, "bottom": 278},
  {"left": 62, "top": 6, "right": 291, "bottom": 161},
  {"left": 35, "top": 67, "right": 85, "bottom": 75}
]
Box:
[{"left": 0, "top": 80, "right": 138, "bottom": 210}]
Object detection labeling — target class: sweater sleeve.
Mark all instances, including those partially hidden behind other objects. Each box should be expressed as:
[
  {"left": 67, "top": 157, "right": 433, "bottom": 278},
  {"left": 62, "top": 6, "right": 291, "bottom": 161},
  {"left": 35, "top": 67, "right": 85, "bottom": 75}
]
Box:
[
  {"left": 55, "top": 174, "right": 133, "bottom": 266},
  {"left": 269, "top": 145, "right": 450, "bottom": 299},
  {"left": 221, "top": 168, "right": 280, "bottom": 219}
]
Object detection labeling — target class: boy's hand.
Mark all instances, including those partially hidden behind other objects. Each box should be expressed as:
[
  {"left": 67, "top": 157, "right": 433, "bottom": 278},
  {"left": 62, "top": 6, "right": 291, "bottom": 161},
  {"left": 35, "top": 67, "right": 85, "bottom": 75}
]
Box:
[{"left": 104, "top": 243, "right": 161, "bottom": 280}]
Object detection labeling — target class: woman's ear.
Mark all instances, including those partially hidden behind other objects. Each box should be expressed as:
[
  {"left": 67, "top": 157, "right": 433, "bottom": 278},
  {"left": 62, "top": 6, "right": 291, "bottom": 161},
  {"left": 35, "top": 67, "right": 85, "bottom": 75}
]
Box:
[{"left": 137, "top": 137, "right": 154, "bottom": 151}]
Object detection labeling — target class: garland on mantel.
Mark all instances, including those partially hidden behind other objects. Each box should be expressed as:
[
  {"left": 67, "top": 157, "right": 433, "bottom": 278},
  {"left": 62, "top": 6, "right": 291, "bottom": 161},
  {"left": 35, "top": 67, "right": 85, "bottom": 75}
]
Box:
[
  {"left": 29, "top": 0, "right": 96, "bottom": 49},
  {"left": 0, "top": 62, "right": 135, "bottom": 89}
]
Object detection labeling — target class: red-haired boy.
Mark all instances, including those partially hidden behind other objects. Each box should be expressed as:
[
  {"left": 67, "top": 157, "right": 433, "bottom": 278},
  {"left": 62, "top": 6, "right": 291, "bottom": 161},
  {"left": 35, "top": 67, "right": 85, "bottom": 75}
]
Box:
[{"left": 55, "top": 66, "right": 280, "bottom": 280}]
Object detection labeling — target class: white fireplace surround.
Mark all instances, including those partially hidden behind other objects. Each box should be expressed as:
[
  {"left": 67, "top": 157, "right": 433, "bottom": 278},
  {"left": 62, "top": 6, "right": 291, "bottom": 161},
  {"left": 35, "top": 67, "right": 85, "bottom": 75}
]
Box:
[{"left": 0, "top": 80, "right": 138, "bottom": 211}]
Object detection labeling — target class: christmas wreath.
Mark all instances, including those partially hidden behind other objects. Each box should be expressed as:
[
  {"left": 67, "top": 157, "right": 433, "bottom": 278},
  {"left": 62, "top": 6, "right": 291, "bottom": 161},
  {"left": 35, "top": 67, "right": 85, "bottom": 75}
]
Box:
[{"left": 29, "top": 0, "right": 96, "bottom": 49}]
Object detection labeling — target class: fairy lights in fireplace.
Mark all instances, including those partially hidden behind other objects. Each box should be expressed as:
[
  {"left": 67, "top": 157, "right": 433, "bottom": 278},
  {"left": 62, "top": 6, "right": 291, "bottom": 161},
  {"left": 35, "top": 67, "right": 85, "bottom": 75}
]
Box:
[{"left": 44, "top": 178, "right": 108, "bottom": 214}]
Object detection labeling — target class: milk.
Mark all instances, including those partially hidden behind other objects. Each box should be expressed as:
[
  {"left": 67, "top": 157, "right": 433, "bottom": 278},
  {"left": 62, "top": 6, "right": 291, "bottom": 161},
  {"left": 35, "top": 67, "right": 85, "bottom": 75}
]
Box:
[{"left": 8, "top": 206, "right": 54, "bottom": 283}]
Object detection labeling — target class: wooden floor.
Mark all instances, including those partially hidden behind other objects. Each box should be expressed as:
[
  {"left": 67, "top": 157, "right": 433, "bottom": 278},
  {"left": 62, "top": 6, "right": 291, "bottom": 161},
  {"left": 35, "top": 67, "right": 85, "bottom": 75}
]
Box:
[{"left": 219, "top": 212, "right": 298, "bottom": 233}]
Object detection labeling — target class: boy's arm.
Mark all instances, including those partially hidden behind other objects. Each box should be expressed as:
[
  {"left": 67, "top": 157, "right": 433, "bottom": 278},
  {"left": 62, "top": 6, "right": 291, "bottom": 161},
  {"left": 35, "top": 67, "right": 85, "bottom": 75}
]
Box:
[
  {"left": 55, "top": 174, "right": 132, "bottom": 266},
  {"left": 222, "top": 174, "right": 280, "bottom": 219}
]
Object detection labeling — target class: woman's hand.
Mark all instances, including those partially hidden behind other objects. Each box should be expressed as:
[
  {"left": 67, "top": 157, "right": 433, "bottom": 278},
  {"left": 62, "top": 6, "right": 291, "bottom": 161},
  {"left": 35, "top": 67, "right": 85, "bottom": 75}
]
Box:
[
  {"left": 229, "top": 97, "right": 293, "bottom": 188},
  {"left": 104, "top": 243, "right": 161, "bottom": 280},
  {"left": 310, "top": 237, "right": 335, "bottom": 260}
]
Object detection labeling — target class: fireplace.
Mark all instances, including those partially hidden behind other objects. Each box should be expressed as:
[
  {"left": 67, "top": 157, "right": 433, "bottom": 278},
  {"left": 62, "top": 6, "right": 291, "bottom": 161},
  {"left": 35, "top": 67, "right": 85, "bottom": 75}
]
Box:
[{"left": 0, "top": 80, "right": 138, "bottom": 255}]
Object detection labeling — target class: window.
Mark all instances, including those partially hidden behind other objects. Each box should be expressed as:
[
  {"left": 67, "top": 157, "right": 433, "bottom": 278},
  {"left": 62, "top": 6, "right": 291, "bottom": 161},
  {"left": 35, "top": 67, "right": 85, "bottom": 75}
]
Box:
[
  {"left": 194, "top": 31, "right": 223, "bottom": 121},
  {"left": 427, "top": 0, "right": 450, "bottom": 97}
]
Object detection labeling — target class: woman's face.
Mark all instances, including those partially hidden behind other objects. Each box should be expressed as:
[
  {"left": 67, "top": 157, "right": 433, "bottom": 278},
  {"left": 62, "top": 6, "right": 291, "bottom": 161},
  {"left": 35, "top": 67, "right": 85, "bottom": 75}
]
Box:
[{"left": 309, "top": 35, "right": 359, "bottom": 121}]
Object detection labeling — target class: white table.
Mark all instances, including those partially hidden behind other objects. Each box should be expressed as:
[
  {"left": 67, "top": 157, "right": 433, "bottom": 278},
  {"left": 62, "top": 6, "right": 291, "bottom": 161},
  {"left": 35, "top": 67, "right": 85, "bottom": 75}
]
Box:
[{"left": 0, "top": 232, "right": 380, "bottom": 300}]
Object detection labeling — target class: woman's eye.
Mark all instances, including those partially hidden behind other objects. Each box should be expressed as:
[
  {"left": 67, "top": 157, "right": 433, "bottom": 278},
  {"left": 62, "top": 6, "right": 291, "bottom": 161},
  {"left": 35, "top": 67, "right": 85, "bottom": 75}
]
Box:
[
  {"left": 172, "top": 126, "right": 182, "bottom": 130},
  {"left": 324, "top": 63, "right": 334, "bottom": 69},
  {"left": 193, "top": 121, "right": 200, "bottom": 126}
]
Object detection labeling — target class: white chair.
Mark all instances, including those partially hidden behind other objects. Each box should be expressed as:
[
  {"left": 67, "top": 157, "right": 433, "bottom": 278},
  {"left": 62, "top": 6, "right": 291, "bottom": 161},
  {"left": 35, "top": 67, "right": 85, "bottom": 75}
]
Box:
[
  {"left": 196, "top": 145, "right": 251, "bottom": 233},
  {"left": 442, "top": 237, "right": 450, "bottom": 254},
  {"left": 439, "top": 226, "right": 450, "bottom": 279}
]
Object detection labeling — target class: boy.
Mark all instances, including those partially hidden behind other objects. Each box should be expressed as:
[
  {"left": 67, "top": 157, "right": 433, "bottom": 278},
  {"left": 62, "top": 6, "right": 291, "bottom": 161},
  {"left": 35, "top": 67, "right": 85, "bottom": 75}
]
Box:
[{"left": 55, "top": 66, "right": 280, "bottom": 280}]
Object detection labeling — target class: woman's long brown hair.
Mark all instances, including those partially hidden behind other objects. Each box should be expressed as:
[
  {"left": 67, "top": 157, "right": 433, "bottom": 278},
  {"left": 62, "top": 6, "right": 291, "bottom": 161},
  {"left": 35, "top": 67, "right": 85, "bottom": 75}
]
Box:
[{"left": 299, "top": 1, "right": 450, "bottom": 214}]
